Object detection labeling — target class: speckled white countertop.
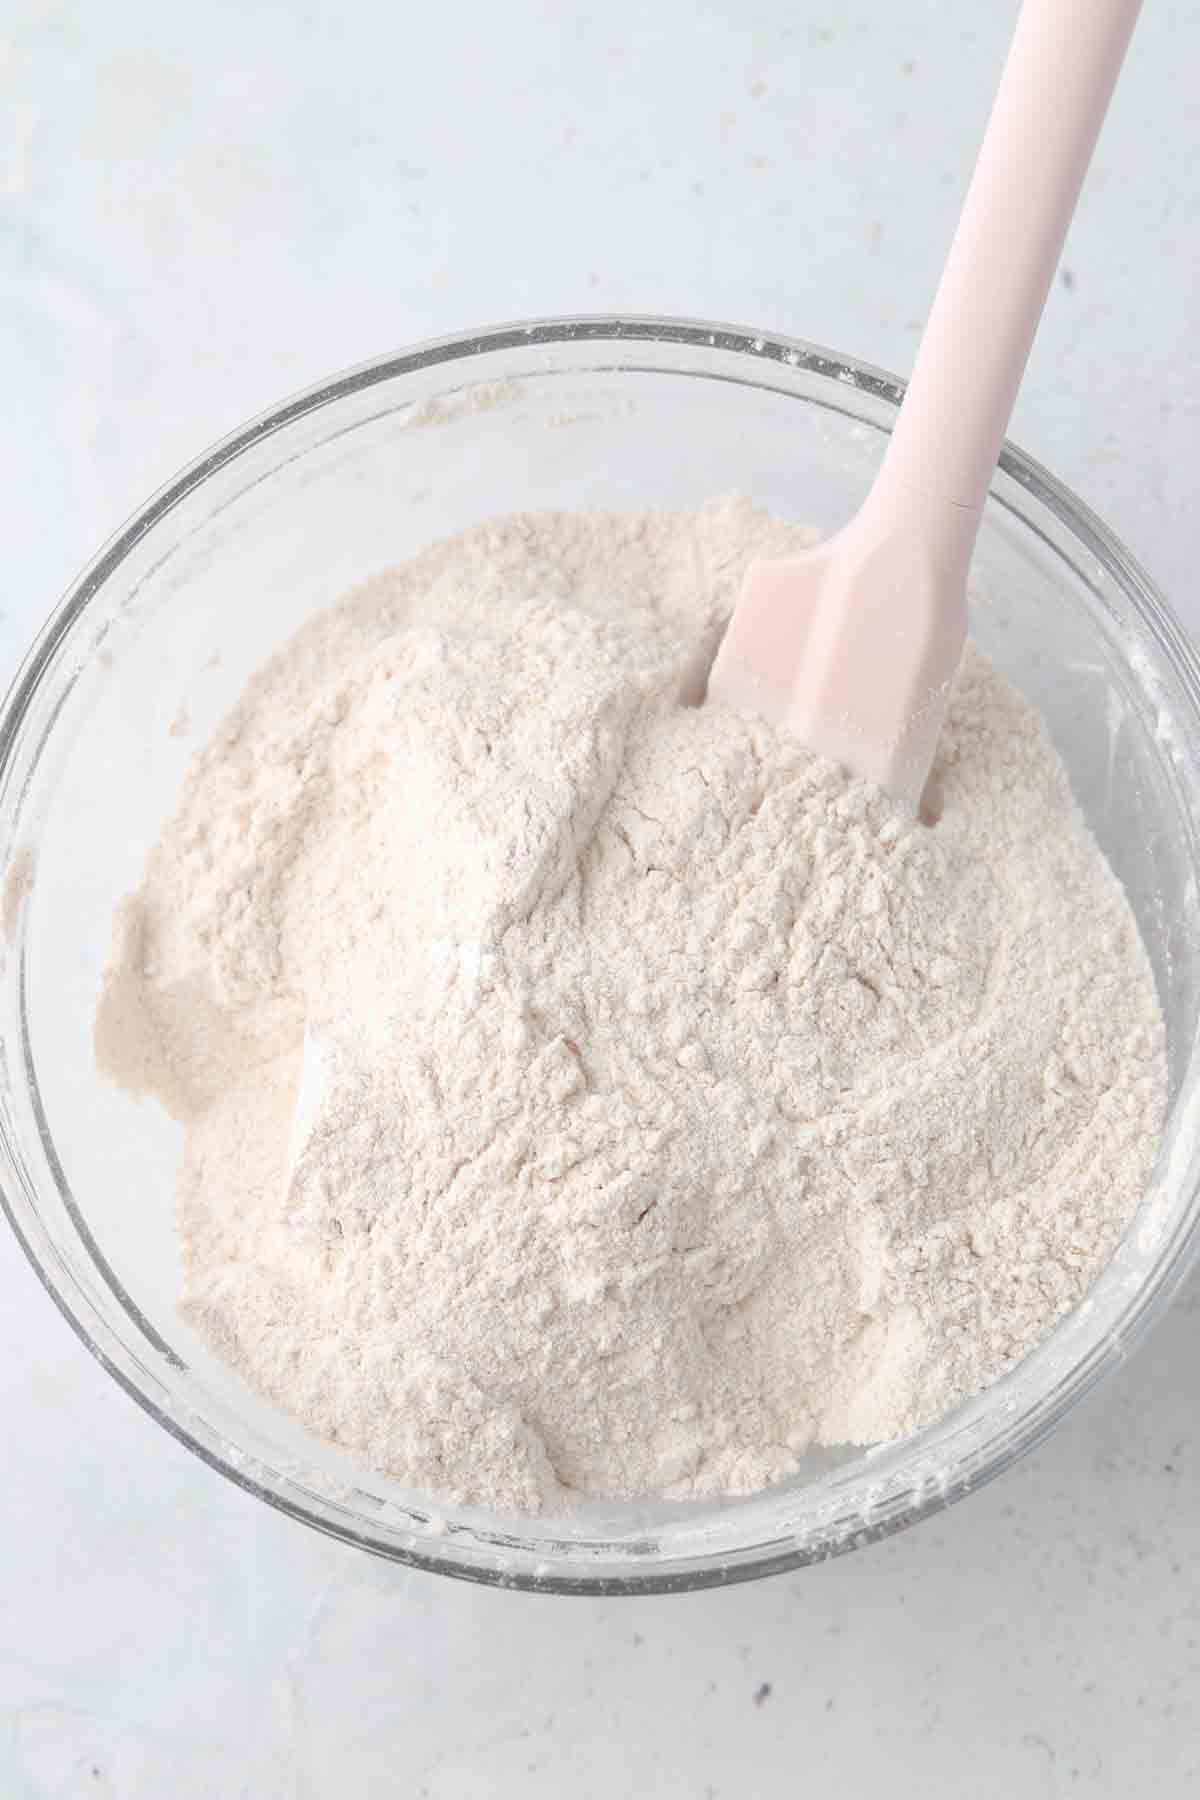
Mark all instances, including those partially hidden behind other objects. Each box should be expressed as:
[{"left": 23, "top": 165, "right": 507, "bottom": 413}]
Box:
[{"left": 3, "top": 2, "right": 1199, "bottom": 1793}]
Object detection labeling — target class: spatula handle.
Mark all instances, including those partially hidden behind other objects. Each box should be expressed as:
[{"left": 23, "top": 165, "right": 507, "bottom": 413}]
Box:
[{"left": 873, "top": 0, "right": 1141, "bottom": 547}]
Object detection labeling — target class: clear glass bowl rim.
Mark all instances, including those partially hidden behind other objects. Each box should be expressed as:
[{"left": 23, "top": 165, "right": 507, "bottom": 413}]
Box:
[{"left": 3, "top": 313, "right": 1200, "bottom": 1597}]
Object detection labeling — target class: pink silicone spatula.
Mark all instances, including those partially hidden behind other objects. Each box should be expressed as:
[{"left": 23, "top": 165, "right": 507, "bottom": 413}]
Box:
[{"left": 707, "top": 0, "right": 1142, "bottom": 812}]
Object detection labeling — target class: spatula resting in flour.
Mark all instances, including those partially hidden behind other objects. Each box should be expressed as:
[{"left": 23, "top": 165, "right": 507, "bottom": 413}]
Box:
[{"left": 706, "top": 0, "right": 1142, "bottom": 812}]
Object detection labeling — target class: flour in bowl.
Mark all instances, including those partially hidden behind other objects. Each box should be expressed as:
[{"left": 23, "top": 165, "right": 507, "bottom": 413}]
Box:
[{"left": 95, "top": 498, "right": 1166, "bottom": 1513}]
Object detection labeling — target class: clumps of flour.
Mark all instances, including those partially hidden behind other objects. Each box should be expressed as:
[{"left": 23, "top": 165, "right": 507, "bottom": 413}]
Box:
[{"left": 95, "top": 498, "right": 1166, "bottom": 1514}]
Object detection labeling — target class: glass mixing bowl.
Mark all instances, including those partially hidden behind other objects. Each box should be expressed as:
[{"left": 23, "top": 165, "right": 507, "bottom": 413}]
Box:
[{"left": 3, "top": 317, "right": 1199, "bottom": 1595}]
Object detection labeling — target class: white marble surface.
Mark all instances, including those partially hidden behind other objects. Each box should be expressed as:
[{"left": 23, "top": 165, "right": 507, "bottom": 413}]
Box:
[{"left": 2, "top": 2, "right": 1198, "bottom": 1793}]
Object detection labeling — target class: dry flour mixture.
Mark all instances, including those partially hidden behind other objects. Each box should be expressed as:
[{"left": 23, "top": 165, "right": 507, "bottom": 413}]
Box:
[{"left": 95, "top": 498, "right": 1165, "bottom": 1513}]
